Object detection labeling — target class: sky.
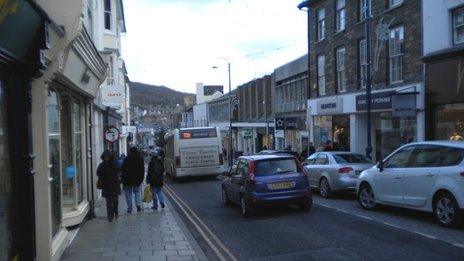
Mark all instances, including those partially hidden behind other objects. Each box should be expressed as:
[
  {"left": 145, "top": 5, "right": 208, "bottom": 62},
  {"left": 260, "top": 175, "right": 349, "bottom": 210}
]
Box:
[{"left": 121, "top": 0, "right": 308, "bottom": 94}]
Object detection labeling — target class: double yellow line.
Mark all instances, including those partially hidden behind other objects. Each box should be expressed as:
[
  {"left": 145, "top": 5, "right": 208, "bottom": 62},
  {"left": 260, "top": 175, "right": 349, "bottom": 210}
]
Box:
[{"left": 164, "top": 184, "right": 238, "bottom": 261}]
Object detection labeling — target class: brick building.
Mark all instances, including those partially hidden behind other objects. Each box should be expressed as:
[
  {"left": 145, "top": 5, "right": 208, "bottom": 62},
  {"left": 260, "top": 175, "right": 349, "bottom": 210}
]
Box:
[{"left": 306, "top": 0, "right": 424, "bottom": 161}]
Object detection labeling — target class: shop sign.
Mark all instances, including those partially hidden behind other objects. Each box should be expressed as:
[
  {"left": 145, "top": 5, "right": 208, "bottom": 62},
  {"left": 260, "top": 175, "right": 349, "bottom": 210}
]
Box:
[
  {"left": 317, "top": 97, "right": 343, "bottom": 115},
  {"left": 122, "top": 125, "right": 137, "bottom": 135},
  {"left": 275, "top": 117, "right": 299, "bottom": 130},
  {"left": 102, "top": 84, "right": 124, "bottom": 108},
  {"left": 356, "top": 91, "right": 395, "bottom": 111},
  {"left": 105, "top": 127, "right": 120, "bottom": 142},
  {"left": 242, "top": 128, "right": 253, "bottom": 139},
  {"left": 392, "top": 92, "right": 417, "bottom": 117}
]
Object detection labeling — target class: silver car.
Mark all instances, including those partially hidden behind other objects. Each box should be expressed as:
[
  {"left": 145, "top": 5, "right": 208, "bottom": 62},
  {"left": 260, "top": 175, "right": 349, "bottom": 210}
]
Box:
[{"left": 303, "top": 152, "right": 373, "bottom": 198}]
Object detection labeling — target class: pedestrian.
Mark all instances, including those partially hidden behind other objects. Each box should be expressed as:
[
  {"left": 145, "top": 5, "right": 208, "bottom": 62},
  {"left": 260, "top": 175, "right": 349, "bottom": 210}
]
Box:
[
  {"left": 147, "top": 150, "right": 166, "bottom": 210},
  {"left": 121, "top": 147, "right": 145, "bottom": 213},
  {"left": 116, "top": 153, "right": 125, "bottom": 169},
  {"left": 97, "top": 150, "right": 121, "bottom": 222}
]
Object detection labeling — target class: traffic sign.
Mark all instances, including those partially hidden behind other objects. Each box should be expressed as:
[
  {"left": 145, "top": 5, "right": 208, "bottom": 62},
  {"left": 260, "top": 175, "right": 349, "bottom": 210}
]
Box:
[{"left": 105, "top": 127, "right": 120, "bottom": 142}]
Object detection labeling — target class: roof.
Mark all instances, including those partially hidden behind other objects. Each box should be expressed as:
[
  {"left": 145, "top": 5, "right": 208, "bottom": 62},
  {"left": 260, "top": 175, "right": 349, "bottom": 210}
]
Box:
[
  {"left": 406, "top": 141, "right": 464, "bottom": 148},
  {"left": 241, "top": 154, "right": 294, "bottom": 161}
]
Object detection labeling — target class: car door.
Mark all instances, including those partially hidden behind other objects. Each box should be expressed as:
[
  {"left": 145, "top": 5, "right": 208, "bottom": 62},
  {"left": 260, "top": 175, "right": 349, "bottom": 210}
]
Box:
[
  {"left": 224, "top": 161, "right": 238, "bottom": 201},
  {"left": 230, "top": 159, "right": 247, "bottom": 202},
  {"left": 314, "top": 153, "right": 330, "bottom": 183},
  {"left": 401, "top": 145, "right": 441, "bottom": 207},
  {"left": 304, "top": 153, "right": 319, "bottom": 186},
  {"left": 373, "top": 146, "right": 414, "bottom": 205}
]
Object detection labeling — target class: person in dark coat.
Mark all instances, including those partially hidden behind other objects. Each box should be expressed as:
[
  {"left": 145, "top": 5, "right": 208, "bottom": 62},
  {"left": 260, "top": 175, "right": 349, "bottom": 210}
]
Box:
[
  {"left": 97, "top": 150, "right": 121, "bottom": 222},
  {"left": 121, "top": 147, "right": 145, "bottom": 213},
  {"left": 147, "top": 150, "right": 166, "bottom": 210}
]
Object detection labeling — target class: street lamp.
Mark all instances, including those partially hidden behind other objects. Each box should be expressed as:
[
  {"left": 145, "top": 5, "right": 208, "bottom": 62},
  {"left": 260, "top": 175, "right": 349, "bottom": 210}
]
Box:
[
  {"left": 364, "top": 1, "right": 373, "bottom": 159},
  {"left": 212, "top": 57, "right": 233, "bottom": 166},
  {"left": 298, "top": 1, "right": 311, "bottom": 157}
]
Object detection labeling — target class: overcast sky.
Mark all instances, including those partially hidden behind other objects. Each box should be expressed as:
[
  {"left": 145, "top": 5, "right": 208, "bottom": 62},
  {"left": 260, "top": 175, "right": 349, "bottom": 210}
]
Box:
[{"left": 121, "top": 0, "right": 307, "bottom": 94}]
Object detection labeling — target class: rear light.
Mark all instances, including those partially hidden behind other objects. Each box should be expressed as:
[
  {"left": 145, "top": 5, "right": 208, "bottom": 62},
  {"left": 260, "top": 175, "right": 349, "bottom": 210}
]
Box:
[
  {"left": 247, "top": 161, "right": 255, "bottom": 184},
  {"left": 175, "top": 156, "right": 181, "bottom": 167},
  {"left": 338, "top": 167, "right": 354, "bottom": 174},
  {"left": 460, "top": 171, "right": 464, "bottom": 177},
  {"left": 219, "top": 153, "right": 223, "bottom": 165}
]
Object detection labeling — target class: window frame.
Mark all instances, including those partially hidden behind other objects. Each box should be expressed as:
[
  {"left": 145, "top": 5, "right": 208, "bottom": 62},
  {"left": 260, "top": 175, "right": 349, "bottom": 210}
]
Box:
[
  {"left": 408, "top": 145, "right": 443, "bottom": 168},
  {"left": 389, "top": 25, "right": 405, "bottom": 84},
  {"left": 336, "top": 46, "right": 346, "bottom": 92},
  {"left": 384, "top": 145, "right": 414, "bottom": 169},
  {"left": 316, "top": 7, "right": 326, "bottom": 41},
  {"left": 359, "top": 0, "right": 371, "bottom": 22},
  {"left": 388, "top": 0, "right": 403, "bottom": 9},
  {"left": 358, "top": 38, "right": 367, "bottom": 89},
  {"left": 336, "top": 0, "right": 346, "bottom": 32},
  {"left": 452, "top": 7, "right": 464, "bottom": 45},
  {"left": 104, "top": 0, "right": 112, "bottom": 31},
  {"left": 317, "top": 54, "right": 326, "bottom": 96}
]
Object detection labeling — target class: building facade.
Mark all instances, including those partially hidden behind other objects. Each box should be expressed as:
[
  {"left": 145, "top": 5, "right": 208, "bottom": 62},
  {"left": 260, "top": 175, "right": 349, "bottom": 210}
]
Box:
[
  {"left": 423, "top": 0, "right": 464, "bottom": 141},
  {"left": 274, "top": 55, "right": 309, "bottom": 153},
  {"left": 237, "top": 75, "right": 274, "bottom": 155},
  {"left": 306, "top": 0, "right": 424, "bottom": 161}
]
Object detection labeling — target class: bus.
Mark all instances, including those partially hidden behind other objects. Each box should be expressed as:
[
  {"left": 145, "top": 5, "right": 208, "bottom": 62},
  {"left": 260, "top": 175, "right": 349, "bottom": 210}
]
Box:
[{"left": 164, "top": 127, "right": 224, "bottom": 178}]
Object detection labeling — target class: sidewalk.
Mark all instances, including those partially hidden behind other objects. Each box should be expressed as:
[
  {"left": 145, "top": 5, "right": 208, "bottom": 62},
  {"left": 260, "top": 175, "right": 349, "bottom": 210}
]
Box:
[{"left": 61, "top": 190, "right": 207, "bottom": 261}]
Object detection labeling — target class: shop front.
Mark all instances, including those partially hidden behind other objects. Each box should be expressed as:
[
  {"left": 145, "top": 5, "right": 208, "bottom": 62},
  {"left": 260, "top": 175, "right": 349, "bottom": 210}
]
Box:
[
  {"left": 0, "top": 1, "right": 51, "bottom": 259},
  {"left": 425, "top": 51, "right": 464, "bottom": 140},
  {"left": 275, "top": 115, "right": 306, "bottom": 153},
  {"left": 309, "top": 83, "right": 424, "bottom": 161}
]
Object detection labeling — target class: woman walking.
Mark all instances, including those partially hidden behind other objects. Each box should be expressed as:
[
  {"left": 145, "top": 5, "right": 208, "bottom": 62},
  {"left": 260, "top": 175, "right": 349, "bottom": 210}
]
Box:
[
  {"left": 97, "top": 150, "right": 121, "bottom": 222},
  {"left": 147, "top": 150, "right": 165, "bottom": 210}
]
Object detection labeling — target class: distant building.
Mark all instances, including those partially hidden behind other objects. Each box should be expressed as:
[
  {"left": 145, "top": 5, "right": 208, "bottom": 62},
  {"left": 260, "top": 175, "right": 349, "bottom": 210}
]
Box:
[
  {"left": 195, "top": 83, "right": 223, "bottom": 104},
  {"left": 193, "top": 103, "right": 209, "bottom": 127}
]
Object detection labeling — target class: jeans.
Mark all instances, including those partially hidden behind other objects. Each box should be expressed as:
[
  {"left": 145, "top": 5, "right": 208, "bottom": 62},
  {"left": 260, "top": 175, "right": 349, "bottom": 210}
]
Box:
[
  {"left": 123, "top": 186, "right": 141, "bottom": 211},
  {"left": 105, "top": 195, "right": 119, "bottom": 220},
  {"left": 151, "top": 186, "right": 165, "bottom": 208}
]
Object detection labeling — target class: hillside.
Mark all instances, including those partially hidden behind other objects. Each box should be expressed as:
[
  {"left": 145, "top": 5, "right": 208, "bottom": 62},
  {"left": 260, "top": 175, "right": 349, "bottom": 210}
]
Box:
[{"left": 130, "top": 81, "right": 194, "bottom": 108}]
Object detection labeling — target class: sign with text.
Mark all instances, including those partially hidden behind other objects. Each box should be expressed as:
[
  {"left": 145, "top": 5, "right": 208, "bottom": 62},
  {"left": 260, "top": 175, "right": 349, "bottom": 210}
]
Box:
[
  {"left": 101, "top": 84, "right": 124, "bottom": 108},
  {"left": 104, "top": 127, "right": 120, "bottom": 142},
  {"left": 317, "top": 97, "right": 343, "bottom": 115},
  {"left": 355, "top": 91, "right": 395, "bottom": 111},
  {"left": 180, "top": 146, "right": 220, "bottom": 168},
  {"left": 275, "top": 117, "right": 301, "bottom": 130},
  {"left": 392, "top": 92, "right": 417, "bottom": 117}
]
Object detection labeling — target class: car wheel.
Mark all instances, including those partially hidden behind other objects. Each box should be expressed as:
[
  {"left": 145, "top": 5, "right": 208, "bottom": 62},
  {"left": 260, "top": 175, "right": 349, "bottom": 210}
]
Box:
[
  {"left": 299, "top": 199, "right": 312, "bottom": 212},
  {"left": 358, "top": 184, "right": 377, "bottom": 210},
  {"left": 241, "top": 195, "right": 251, "bottom": 217},
  {"left": 222, "top": 187, "right": 232, "bottom": 206},
  {"left": 319, "top": 178, "right": 332, "bottom": 198},
  {"left": 433, "top": 192, "right": 463, "bottom": 228}
]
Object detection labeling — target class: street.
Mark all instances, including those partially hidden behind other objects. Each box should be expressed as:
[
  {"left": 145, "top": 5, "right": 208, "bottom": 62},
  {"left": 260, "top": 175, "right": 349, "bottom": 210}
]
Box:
[{"left": 164, "top": 176, "right": 464, "bottom": 260}]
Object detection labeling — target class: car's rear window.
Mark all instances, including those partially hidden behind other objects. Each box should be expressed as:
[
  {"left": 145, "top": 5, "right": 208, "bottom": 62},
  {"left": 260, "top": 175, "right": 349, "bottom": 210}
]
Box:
[
  {"left": 333, "top": 154, "right": 371, "bottom": 164},
  {"left": 440, "top": 147, "right": 464, "bottom": 166},
  {"left": 255, "top": 159, "right": 297, "bottom": 176}
]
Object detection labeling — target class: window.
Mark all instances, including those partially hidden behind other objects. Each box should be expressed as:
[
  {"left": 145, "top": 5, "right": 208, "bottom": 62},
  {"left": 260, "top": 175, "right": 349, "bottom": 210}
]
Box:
[
  {"left": 453, "top": 7, "right": 464, "bottom": 45},
  {"left": 389, "top": 26, "right": 404, "bottom": 83},
  {"left": 334, "top": 154, "right": 371, "bottom": 164},
  {"left": 359, "top": 39, "right": 367, "bottom": 88},
  {"left": 384, "top": 146, "right": 414, "bottom": 168},
  {"left": 440, "top": 147, "right": 464, "bottom": 166},
  {"left": 104, "top": 0, "right": 112, "bottom": 30},
  {"left": 336, "top": 0, "right": 346, "bottom": 32},
  {"left": 305, "top": 153, "right": 318, "bottom": 165},
  {"left": 255, "top": 159, "right": 297, "bottom": 176},
  {"left": 409, "top": 146, "right": 442, "bottom": 168},
  {"left": 317, "top": 8, "right": 325, "bottom": 41},
  {"left": 317, "top": 55, "right": 326, "bottom": 96},
  {"left": 389, "top": 0, "right": 403, "bottom": 8},
  {"left": 315, "top": 153, "right": 329, "bottom": 165},
  {"left": 359, "top": 0, "right": 371, "bottom": 21},
  {"left": 336, "top": 47, "right": 346, "bottom": 92}
]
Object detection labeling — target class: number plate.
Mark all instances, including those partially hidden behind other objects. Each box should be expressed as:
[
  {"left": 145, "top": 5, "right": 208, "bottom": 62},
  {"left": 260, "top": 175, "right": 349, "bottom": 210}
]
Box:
[{"left": 267, "top": 182, "right": 294, "bottom": 190}]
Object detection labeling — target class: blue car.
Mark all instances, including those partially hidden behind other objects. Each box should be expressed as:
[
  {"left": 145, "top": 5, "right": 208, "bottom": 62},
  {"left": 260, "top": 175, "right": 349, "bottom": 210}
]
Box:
[{"left": 221, "top": 155, "right": 313, "bottom": 217}]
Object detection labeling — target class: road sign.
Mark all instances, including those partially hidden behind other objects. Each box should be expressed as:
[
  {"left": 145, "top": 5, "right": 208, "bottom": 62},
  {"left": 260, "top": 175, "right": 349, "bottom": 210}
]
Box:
[{"left": 105, "top": 127, "right": 120, "bottom": 143}]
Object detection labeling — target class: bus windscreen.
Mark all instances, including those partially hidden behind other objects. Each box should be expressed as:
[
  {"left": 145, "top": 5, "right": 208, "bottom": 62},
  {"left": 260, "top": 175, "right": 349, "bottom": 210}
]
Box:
[{"left": 179, "top": 129, "right": 217, "bottom": 139}]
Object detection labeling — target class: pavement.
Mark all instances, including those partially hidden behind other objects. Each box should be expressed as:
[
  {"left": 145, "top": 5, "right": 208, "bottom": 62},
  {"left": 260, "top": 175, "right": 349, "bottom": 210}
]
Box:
[
  {"left": 60, "top": 188, "right": 207, "bottom": 261},
  {"left": 165, "top": 176, "right": 464, "bottom": 260}
]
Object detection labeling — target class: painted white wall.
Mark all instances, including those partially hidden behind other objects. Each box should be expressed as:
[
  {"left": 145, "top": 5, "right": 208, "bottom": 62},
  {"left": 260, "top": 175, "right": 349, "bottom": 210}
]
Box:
[
  {"left": 423, "top": 0, "right": 464, "bottom": 55},
  {"left": 195, "top": 83, "right": 223, "bottom": 104},
  {"left": 193, "top": 103, "right": 209, "bottom": 127}
]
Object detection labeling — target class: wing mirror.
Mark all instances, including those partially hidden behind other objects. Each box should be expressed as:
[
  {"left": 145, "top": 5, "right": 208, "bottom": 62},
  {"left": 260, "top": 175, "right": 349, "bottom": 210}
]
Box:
[{"left": 377, "top": 160, "right": 384, "bottom": 172}]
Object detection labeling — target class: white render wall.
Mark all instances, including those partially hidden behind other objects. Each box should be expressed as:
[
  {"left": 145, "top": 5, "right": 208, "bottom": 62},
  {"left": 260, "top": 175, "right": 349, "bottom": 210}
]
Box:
[
  {"left": 423, "top": 0, "right": 464, "bottom": 55},
  {"left": 193, "top": 103, "right": 209, "bottom": 127}
]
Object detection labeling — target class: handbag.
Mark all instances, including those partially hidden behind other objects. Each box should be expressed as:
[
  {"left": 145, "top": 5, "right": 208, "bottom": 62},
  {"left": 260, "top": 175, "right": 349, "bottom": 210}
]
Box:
[
  {"left": 96, "top": 178, "right": 103, "bottom": 189},
  {"left": 143, "top": 186, "right": 153, "bottom": 203}
]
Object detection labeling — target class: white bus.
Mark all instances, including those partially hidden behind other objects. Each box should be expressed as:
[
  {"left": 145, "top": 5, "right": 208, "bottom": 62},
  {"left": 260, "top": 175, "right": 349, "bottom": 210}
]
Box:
[{"left": 164, "top": 127, "right": 224, "bottom": 178}]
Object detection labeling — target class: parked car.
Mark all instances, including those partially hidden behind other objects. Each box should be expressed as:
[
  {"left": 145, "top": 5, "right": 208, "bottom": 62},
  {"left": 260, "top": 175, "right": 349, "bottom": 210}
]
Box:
[
  {"left": 257, "top": 150, "right": 303, "bottom": 162},
  {"left": 221, "top": 155, "right": 312, "bottom": 217},
  {"left": 303, "top": 152, "right": 373, "bottom": 198},
  {"left": 357, "top": 141, "right": 464, "bottom": 227}
]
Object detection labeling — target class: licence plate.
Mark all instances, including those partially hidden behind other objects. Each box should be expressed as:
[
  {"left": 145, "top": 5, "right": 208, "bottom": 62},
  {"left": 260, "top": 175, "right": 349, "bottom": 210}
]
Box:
[{"left": 267, "top": 182, "right": 294, "bottom": 190}]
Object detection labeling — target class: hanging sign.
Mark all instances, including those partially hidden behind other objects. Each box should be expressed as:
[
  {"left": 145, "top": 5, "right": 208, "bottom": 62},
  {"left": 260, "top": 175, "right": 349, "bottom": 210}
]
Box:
[{"left": 105, "top": 127, "right": 120, "bottom": 142}]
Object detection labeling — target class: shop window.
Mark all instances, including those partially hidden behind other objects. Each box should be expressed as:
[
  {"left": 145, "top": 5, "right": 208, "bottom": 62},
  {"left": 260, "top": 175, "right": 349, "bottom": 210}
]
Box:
[
  {"left": 434, "top": 103, "right": 464, "bottom": 140},
  {"left": 48, "top": 91, "right": 62, "bottom": 237},
  {"left": 0, "top": 78, "right": 11, "bottom": 260},
  {"left": 453, "top": 7, "right": 464, "bottom": 45},
  {"left": 389, "top": 26, "right": 404, "bottom": 83},
  {"left": 313, "top": 115, "right": 350, "bottom": 151},
  {"left": 73, "top": 102, "right": 84, "bottom": 203}
]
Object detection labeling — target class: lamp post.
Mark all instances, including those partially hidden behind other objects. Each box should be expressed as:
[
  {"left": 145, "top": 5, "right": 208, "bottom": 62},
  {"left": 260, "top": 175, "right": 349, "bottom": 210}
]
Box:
[
  {"left": 298, "top": 0, "right": 311, "bottom": 157},
  {"left": 213, "top": 57, "right": 233, "bottom": 166},
  {"left": 364, "top": 1, "right": 373, "bottom": 159}
]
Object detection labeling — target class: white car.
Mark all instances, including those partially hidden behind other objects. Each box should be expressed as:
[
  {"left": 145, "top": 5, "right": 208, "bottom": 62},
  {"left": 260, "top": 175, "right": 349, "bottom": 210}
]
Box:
[{"left": 357, "top": 141, "right": 464, "bottom": 227}]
